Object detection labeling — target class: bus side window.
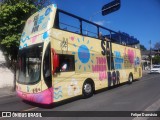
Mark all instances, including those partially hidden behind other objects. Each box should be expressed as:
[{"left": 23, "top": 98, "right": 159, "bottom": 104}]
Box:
[
  {"left": 58, "top": 12, "right": 80, "bottom": 34},
  {"left": 82, "top": 21, "right": 98, "bottom": 38},
  {"left": 58, "top": 55, "right": 75, "bottom": 72}
]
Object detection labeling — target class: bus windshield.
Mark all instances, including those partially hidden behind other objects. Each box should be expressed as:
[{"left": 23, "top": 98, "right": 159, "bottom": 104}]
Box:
[{"left": 17, "top": 43, "right": 43, "bottom": 84}]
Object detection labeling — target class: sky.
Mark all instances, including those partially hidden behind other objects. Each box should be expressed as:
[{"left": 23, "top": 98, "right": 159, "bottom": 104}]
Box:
[{"left": 51, "top": 0, "right": 160, "bottom": 50}]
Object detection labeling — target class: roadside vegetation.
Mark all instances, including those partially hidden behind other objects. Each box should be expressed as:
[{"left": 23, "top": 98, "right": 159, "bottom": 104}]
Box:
[
  {"left": 152, "top": 42, "right": 160, "bottom": 64},
  {"left": 0, "top": 0, "right": 52, "bottom": 89}
]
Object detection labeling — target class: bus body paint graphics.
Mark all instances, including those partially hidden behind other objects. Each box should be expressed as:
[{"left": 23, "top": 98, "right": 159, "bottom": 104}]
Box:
[
  {"left": 19, "top": 5, "right": 56, "bottom": 49},
  {"left": 71, "top": 37, "right": 94, "bottom": 72},
  {"left": 70, "top": 36, "right": 107, "bottom": 81},
  {"left": 54, "top": 86, "right": 63, "bottom": 100},
  {"left": 92, "top": 57, "right": 107, "bottom": 81},
  {"left": 128, "top": 49, "right": 135, "bottom": 64},
  {"left": 17, "top": 87, "right": 53, "bottom": 104},
  {"left": 67, "top": 78, "right": 80, "bottom": 96},
  {"left": 114, "top": 51, "right": 124, "bottom": 70}
]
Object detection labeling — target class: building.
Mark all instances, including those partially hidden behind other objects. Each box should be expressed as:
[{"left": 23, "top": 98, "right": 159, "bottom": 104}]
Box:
[
  {"left": 0, "top": 50, "right": 14, "bottom": 88},
  {"left": 141, "top": 50, "right": 158, "bottom": 70}
]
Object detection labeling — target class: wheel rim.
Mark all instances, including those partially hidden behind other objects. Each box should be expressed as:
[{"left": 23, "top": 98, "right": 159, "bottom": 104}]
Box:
[
  {"left": 129, "top": 76, "right": 133, "bottom": 82},
  {"left": 84, "top": 83, "right": 92, "bottom": 94}
]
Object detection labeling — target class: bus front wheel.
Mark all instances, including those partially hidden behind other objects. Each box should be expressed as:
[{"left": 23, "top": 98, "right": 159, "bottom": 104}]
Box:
[{"left": 82, "top": 80, "right": 94, "bottom": 98}]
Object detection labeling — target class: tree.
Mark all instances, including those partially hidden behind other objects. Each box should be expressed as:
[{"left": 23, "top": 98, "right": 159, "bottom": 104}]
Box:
[
  {"left": 140, "top": 44, "right": 147, "bottom": 51},
  {"left": 33, "top": 0, "right": 54, "bottom": 9},
  {"left": 0, "top": 0, "right": 54, "bottom": 62},
  {"left": 0, "top": 0, "right": 53, "bottom": 90},
  {"left": 152, "top": 56, "right": 160, "bottom": 64},
  {"left": 0, "top": 0, "right": 37, "bottom": 90},
  {"left": 0, "top": 0, "right": 37, "bottom": 62},
  {"left": 154, "top": 42, "right": 160, "bottom": 51}
]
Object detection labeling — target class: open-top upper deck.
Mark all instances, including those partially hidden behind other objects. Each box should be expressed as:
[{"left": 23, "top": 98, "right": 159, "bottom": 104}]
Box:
[
  {"left": 19, "top": 4, "right": 140, "bottom": 49},
  {"left": 55, "top": 8, "right": 140, "bottom": 48}
]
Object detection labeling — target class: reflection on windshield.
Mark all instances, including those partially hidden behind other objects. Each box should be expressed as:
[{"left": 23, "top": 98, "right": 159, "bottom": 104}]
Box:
[{"left": 17, "top": 44, "right": 43, "bottom": 84}]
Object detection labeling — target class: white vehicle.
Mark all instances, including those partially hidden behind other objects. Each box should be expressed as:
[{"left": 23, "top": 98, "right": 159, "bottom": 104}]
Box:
[{"left": 150, "top": 65, "right": 160, "bottom": 73}]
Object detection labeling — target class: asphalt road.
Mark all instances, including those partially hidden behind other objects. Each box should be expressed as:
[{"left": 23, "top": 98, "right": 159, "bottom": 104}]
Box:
[{"left": 0, "top": 73, "right": 160, "bottom": 120}]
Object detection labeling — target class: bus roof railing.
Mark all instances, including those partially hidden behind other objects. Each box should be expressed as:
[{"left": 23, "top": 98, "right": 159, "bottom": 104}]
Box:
[{"left": 56, "top": 9, "right": 140, "bottom": 47}]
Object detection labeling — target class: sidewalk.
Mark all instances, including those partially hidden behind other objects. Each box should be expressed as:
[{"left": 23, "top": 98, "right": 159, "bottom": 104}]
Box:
[
  {"left": 0, "top": 86, "right": 16, "bottom": 98},
  {"left": 142, "top": 70, "right": 150, "bottom": 75}
]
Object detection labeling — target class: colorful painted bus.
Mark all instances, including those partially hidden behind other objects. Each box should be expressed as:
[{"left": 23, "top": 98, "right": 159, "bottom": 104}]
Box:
[{"left": 16, "top": 4, "right": 142, "bottom": 104}]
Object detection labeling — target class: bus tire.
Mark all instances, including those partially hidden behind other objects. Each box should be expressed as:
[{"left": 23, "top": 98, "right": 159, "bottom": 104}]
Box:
[
  {"left": 82, "top": 79, "right": 94, "bottom": 98},
  {"left": 128, "top": 73, "right": 133, "bottom": 84}
]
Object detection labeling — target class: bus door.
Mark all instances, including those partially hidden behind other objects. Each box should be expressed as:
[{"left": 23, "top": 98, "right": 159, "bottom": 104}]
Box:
[
  {"left": 105, "top": 37, "right": 115, "bottom": 71},
  {"left": 106, "top": 37, "right": 115, "bottom": 86},
  {"left": 106, "top": 38, "right": 112, "bottom": 87},
  {"left": 43, "top": 43, "right": 52, "bottom": 88},
  {"left": 106, "top": 38, "right": 111, "bottom": 71}
]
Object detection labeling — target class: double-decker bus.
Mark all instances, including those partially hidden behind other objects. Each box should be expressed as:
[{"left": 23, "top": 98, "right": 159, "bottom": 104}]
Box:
[{"left": 16, "top": 4, "right": 142, "bottom": 104}]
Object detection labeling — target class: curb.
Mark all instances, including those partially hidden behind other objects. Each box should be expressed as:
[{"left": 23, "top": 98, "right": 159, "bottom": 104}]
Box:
[
  {"left": 0, "top": 87, "right": 16, "bottom": 98},
  {"left": 0, "top": 93, "right": 16, "bottom": 98},
  {"left": 142, "top": 70, "right": 150, "bottom": 75}
]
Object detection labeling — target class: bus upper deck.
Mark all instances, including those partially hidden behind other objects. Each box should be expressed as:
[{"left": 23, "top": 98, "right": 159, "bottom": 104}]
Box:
[
  {"left": 55, "top": 9, "right": 140, "bottom": 49},
  {"left": 19, "top": 4, "right": 140, "bottom": 50}
]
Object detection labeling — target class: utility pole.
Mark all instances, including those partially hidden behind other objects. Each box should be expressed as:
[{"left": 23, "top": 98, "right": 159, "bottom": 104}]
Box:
[
  {"left": 86, "top": 0, "right": 121, "bottom": 34},
  {"left": 150, "top": 40, "right": 152, "bottom": 69}
]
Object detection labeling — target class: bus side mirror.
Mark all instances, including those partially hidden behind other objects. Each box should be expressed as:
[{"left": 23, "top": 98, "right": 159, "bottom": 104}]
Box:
[{"left": 52, "top": 48, "right": 59, "bottom": 74}]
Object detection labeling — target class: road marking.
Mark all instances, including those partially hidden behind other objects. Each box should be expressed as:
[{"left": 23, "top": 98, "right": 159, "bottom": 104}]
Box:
[
  {"left": 0, "top": 93, "right": 15, "bottom": 98},
  {"left": 138, "top": 75, "right": 160, "bottom": 83},
  {"left": 142, "top": 75, "right": 158, "bottom": 80},
  {"left": 22, "top": 107, "right": 38, "bottom": 111},
  {"left": 132, "top": 98, "right": 160, "bottom": 120}
]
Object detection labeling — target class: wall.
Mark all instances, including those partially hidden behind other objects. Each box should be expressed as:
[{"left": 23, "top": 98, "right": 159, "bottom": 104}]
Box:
[{"left": 0, "top": 50, "right": 14, "bottom": 88}]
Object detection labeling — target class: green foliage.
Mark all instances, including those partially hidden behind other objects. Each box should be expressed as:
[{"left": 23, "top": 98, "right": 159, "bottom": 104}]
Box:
[
  {"left": 0, "top": 0, "right": 52, "bottom": 90},
  {"left": 0, "top": 0, "right": 53, "bottom": 61},
  {"left": 140, "top": 44, "right": 147, "bottom": 51},
  {"left": 154, "top": 42, "right": 160, "bottom": 51},
  {"left": 152, "top": 56, "right": 160, "bottom": 64},
  {"left": 0, "top": 0, "right": 37, "bottom": 61},
  {"left": 33, "top": 0, "right": 53, "bottom": 9}
]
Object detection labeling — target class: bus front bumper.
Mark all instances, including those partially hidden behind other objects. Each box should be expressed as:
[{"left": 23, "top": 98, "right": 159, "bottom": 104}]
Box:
[{"left": 16, "top": 87, "right": 53, "bottom": 104}]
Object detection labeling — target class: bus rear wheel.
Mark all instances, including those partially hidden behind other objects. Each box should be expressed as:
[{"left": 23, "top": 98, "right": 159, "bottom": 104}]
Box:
[
  {"left": 82, "top": 81, "right": 94, "bottom": 98},
  {"left": 128, "top": 74, "right": 133, "bottom": 84}
]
